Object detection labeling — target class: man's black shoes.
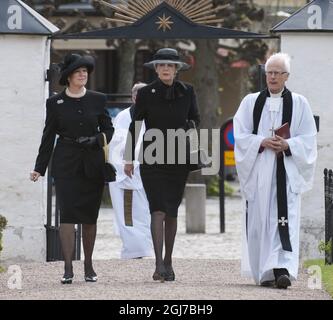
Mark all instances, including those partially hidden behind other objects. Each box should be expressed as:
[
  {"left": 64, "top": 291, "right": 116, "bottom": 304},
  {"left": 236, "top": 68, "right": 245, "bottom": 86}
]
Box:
[{"left": 276, "top": 274, "right": 291, "bottom": 289}]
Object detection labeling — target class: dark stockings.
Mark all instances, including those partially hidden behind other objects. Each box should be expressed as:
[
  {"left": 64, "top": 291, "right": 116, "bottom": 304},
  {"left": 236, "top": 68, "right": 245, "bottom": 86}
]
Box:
[
  {"left": 59, "top": 224, "right": 75, "bottom": 276},
  {"left": 164, "top": 215, "right": 177, "bottom": 272},
  {"left": 151, "top": 211, "right": 166, "bottom": 274},
  {"left": 151, "top": 211, "right": 178, "bottom": 275},
  {"left": 59, "top": 223, "right": 97, "bottom": 277},
  {"left": 82, "top": 224, "right": 97, "bottom": 276}
]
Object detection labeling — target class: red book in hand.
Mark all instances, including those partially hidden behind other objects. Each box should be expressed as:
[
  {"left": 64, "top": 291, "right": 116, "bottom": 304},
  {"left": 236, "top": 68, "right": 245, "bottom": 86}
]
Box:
[{"left": 274, "top": 122, "right": 290, "bottom": 139}]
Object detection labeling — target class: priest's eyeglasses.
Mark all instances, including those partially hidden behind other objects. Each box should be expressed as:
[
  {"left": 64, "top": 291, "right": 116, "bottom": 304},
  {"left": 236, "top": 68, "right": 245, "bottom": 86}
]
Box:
[{"left": 265, "top": 71, "right": 288, "bottom": 77}]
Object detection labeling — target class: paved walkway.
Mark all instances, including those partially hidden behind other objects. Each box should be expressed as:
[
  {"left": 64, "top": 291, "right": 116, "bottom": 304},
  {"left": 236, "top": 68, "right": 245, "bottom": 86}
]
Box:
[{"left": 0, "top": 185, "right": 331, "bottom": 300}]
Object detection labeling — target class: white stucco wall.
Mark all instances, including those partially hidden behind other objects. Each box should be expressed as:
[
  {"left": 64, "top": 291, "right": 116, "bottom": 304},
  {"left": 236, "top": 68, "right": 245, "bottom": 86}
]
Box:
[
  {"left": 0, "top": 35, "right": 50, "bottom": 262},
  {"left": 281, "top": 33, "right": 333, "bottom": 259}
]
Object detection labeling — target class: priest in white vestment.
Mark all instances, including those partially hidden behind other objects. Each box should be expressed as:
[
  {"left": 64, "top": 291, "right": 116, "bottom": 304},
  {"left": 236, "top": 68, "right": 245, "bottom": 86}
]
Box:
[
  {"left": 109, "top": 83, "right": 153, "bottom": 259},
  {"left": 234, "top": 53, "right": 317, "bottom": 289}
]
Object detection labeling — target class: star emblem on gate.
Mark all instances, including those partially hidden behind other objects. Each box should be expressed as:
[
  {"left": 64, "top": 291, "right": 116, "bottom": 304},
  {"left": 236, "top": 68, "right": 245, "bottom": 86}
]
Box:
[{"left": 156, "top": 14, "right": 174, "bottom": 32}]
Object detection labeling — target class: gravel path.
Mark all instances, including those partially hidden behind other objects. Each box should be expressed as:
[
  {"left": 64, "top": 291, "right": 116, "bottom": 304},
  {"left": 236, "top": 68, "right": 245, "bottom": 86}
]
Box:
[
  {"left": 0, "top": 187, "right": 330, "bottom": 300},
  {"left": 0, "top": 259, "right": 330, "bottom": 300}
]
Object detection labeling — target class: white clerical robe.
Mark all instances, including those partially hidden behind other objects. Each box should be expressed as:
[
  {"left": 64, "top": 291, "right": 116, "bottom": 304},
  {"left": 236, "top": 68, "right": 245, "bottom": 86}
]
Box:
[
  {"left": 234, "top": 91, "right": 317, "bottom": 284},
  {"left": 109, "top": 107, "right": 153, "bottom": 259}
]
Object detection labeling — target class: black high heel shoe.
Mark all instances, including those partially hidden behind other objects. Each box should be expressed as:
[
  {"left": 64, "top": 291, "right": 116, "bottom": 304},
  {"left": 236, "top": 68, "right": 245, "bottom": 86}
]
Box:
[
  {"left": 84, "top": 262, "right": 98, "bottom": 282},
  {"left": 84, "top": 274, "right": 98, "bottom": 282},
  {"left": 61, "top": 273, "right": 74, "bottom": 284},
  {"left": 84, "top": 271, "right": 98, "bottom": 282},
  {"left": 164, "top": 268, "right": 175, "bottom": 281},
  {"left": 152, "top": 271, "right": 166, "bottom": 282}
]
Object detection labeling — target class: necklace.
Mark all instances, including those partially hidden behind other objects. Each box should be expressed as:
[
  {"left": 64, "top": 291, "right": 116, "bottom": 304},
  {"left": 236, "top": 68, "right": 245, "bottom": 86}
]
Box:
[{"left": 66, "top": 87, "right": 86, "bottom": 98}]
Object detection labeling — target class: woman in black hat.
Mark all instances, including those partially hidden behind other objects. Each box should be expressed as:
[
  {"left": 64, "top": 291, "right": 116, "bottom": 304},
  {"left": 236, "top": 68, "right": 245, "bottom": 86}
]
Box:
[
  {"left": 124, "top": 48, "right": 200, "bottom": 281},
  {"left": 30, "top": 53, "right": 114, "bottom": 284}
]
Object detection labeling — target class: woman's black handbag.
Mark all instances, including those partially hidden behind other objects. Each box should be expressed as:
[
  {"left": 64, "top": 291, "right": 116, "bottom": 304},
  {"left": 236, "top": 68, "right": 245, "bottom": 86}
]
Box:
[
  {"left": 102, "top": 133, "right": 116, "bottom": 182},
  {"left": 104, "top": 162, "right": 117, "bottom": 182},
  {"left": 185, "top": 121, "right": 210, "bottom": 172},
  {"left": 186, "top": 138, "right": 210, "bottom": 172}
]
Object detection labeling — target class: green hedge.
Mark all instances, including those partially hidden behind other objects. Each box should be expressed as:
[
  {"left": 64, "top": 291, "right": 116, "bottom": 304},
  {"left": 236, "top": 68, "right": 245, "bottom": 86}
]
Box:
[{"left": 207, "top": 176, "right": 234, "bottom": 197}]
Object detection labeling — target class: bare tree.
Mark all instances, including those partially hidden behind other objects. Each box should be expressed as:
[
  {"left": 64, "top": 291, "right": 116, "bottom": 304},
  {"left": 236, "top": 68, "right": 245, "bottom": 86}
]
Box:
[
  {"left": 116, "top": 40, "right": 136, "bottom": 94},
  {"left": 193, "top": 39, "right": 220, "bottom": 130}
]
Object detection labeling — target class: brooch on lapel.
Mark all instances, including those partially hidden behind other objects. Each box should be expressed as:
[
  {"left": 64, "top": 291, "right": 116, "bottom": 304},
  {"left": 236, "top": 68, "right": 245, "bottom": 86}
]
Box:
[{"left": 57, "top": 99, "right": 64, "bottom": 104}]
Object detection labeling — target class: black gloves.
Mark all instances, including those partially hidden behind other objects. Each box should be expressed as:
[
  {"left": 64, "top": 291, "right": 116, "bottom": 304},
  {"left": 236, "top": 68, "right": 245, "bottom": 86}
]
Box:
[{"left": 183, "top": 120, "right": 196, "bottom": 131}]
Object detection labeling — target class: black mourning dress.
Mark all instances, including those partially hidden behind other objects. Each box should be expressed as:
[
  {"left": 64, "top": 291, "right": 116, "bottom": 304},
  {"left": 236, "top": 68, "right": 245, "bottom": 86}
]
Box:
[
  {"left": 34, "top": 90, "right": 114, "bottom": 224},
  {"left": 127, "top": 79, "right": 200, "bottom": 217}
]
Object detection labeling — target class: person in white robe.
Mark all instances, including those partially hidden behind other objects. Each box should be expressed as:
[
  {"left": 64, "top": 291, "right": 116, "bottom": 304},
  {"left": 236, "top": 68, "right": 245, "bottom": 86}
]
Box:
[
  {"left": 234, "top": 53, "right": 317, "bottom": 289},
  {"left": 109, "top": 83, "right": 153, "bottom": 259}
]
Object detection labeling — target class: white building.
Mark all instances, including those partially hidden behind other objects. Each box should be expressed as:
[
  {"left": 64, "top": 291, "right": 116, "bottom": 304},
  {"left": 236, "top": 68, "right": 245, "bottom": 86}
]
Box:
[
  {"left": 272, "top": 0, "right": 333, "bottom": 259},
  {"left": 0, "top": 0, "right": 58, "bottom": 262}
]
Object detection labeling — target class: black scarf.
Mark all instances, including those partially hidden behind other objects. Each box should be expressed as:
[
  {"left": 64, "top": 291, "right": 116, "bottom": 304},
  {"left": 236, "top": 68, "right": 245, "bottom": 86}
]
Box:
[
  {"left": 129, "top": 104, "right": 135, "bottom": 120},
  {"left": 157, "top": 79, "right": 187, "bottom": 100},
  {"left": 252, "top": 88, "right": 293, "bottom": 252}
]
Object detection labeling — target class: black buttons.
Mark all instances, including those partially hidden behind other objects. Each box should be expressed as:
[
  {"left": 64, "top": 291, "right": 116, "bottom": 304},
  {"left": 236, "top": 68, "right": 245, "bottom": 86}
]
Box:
[
  {"left": 79, "top": 122, "right": 83, "bottom": 126},
  {"left": 78, "top": 109, "right": 83, "bottom": 114}
]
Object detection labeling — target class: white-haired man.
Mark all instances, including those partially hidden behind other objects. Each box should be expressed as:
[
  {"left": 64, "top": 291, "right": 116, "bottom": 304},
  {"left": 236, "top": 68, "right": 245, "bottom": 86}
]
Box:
[
  {"left": 234, "top": 53, "right": 317, "bottom": 289},
  {"left": 109, "top": 82, "right": 153, "bottom": 259}
]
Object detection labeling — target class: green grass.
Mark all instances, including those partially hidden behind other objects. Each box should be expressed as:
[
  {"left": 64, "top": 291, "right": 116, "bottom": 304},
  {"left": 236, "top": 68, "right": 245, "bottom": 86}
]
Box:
[{"left": 303, "top": 259, "right": 333, "bottom": 298}]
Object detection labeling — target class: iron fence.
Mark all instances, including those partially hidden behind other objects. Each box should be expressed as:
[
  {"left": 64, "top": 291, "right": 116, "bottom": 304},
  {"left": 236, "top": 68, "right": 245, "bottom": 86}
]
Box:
[{"left": 324, "top": 168, "right": 333, "bottom": 265}]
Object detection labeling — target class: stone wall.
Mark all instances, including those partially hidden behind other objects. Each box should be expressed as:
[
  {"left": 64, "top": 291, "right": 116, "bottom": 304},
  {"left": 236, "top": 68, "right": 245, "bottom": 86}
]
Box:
[
  {"left": 281, "top": 33, "right": 333, "bottom": 259},
  {"left": 0, "top": 35, "right": 50, "bottom": 262}
]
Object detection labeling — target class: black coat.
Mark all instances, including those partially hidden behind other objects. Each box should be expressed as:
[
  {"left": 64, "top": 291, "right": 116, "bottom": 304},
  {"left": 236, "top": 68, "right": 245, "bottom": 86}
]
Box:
[
  {"left": 125, "top": 79, "right": 200, "bottom": 217},
  {"left": 126, "top": 79, "right": 200, "bottom": 165},
  {"left": 34, "top": 90, "right": 114, "bottom": 179}
]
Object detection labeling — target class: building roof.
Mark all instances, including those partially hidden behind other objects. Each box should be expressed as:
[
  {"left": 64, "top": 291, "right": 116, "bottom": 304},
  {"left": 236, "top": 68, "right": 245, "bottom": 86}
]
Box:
[
  {"left": 0, "top": 0, "right": 58, "bottom": 35},
  {"left": 58, "top": 2, "right": 269, "bottom": 39},
  {"left": 271, "top": 0, "right": 333, "bottom": 32}
]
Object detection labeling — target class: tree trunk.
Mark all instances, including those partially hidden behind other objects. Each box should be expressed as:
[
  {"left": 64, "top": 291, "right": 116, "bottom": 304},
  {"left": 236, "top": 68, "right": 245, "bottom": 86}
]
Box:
[
  {"left": 189, "top": 39, "right": 221, "bottom": 184},
  {"left": 192, "top": 39, "right": 220, "bottom": 130},
  {"left": 117, "top": 40, "right": 136, "bottom": 96}
]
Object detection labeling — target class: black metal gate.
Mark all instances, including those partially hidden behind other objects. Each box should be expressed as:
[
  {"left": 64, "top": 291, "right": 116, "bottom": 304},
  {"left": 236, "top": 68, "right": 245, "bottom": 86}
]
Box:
[{"left": 324, "top": 168, "right": 333, "bottom": 265}]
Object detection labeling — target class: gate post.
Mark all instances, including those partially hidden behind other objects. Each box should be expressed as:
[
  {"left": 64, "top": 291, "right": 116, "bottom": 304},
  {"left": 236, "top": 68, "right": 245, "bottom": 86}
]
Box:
[
  {"left": 185, "top": 184, "right": 206, "bottom": 233},
  {"left": 219, "top": 118, "right": 235, "bottom": 233},
  {"left": 324, "top": 169, "right": 333, "bottom": 265}
]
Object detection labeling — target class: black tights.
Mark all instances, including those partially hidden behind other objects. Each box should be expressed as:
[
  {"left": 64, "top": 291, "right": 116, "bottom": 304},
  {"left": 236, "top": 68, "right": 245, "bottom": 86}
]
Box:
[
  {"left": 151, "top": 211, "right": 177, "bottom": 273},
  {"left": 59, "top": 223, "right": 97, "bottom": 276}
]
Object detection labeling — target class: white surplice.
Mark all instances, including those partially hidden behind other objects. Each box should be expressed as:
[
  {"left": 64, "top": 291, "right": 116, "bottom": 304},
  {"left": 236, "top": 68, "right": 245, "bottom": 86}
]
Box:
[
  {"left": 109, "top": 107, "right": 153, "bottom": 259},
  {"left": 234, "top": 91, "right": 317, "bottom": 284}
]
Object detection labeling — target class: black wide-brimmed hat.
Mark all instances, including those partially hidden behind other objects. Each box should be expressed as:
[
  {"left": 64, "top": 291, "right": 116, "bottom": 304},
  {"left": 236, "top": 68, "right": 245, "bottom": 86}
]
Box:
[
  {"left": 59, "top": 53, "right": 95, "bottom": 86},
  {"left": 144, "top": 48, "right": 190, "bottom": 71}
]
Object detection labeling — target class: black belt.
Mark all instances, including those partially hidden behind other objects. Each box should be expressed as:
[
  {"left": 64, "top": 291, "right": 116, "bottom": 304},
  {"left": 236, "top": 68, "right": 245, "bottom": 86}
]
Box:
[{"left": 59, "top": 136, "right": 90, "bottom": 144}]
